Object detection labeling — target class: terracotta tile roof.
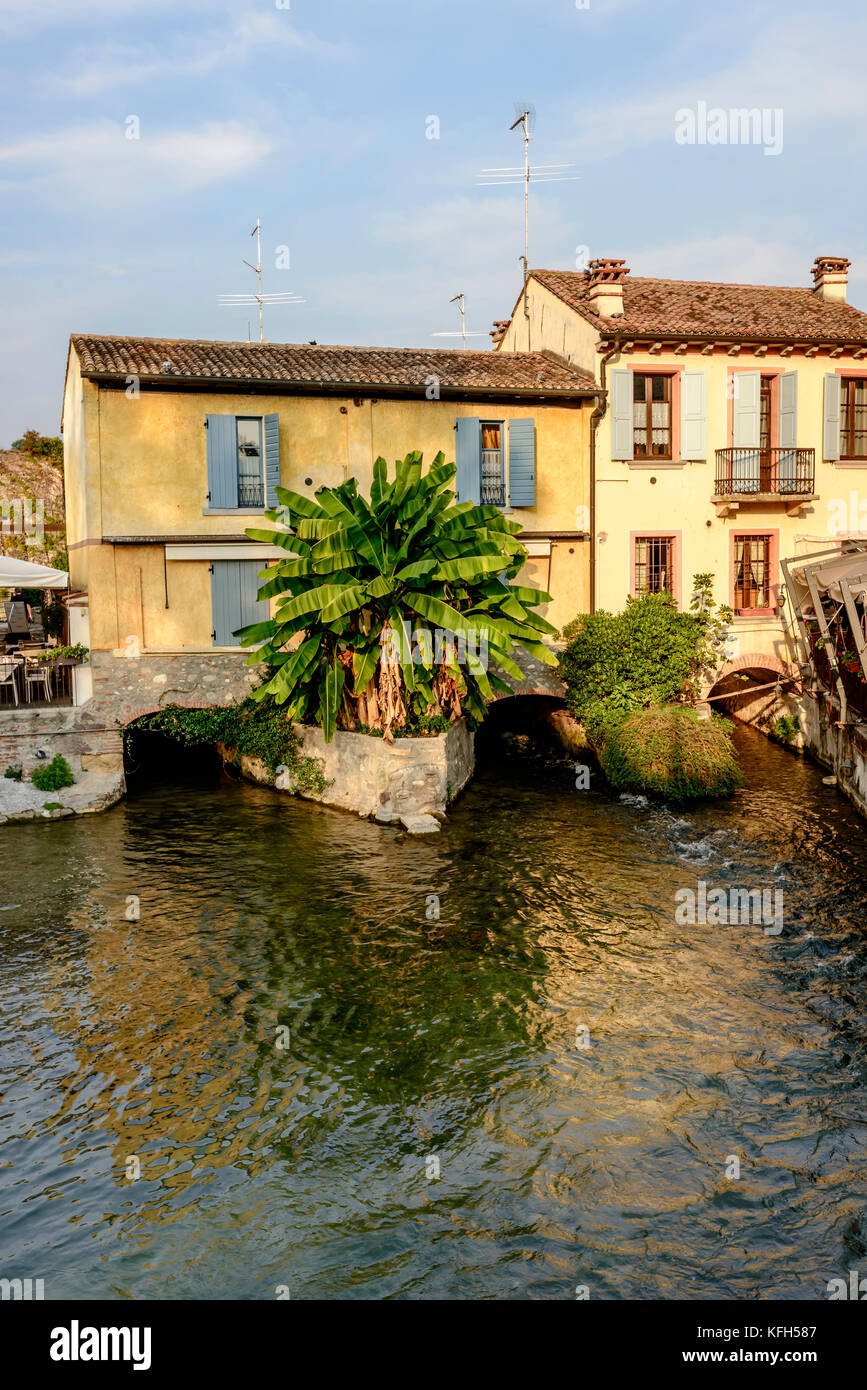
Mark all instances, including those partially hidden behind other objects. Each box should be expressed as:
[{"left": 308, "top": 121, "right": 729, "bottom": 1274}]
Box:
[
  {"left": 69, "top": 334, "right": 596, "bottom": 396},
  {"left": 532, "top": 269, "right": 867, "bottom": 344}
]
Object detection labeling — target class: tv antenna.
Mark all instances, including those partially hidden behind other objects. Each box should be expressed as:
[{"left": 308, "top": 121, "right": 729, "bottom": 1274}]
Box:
[
  {"left": 477, "top": 105, "right": 579, "bottom": 291},
  {"left": 431, "top": 292, "right": 488, "bottom": 349},
  {"left": 217, "top": 218, "right": 306, "bottom": 341}
]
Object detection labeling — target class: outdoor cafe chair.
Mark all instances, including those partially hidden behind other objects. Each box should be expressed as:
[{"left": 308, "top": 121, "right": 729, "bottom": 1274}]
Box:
[
  {"left": 0, "top": 656, "right": 19, "bottom": 706},
  {"left": 23, "top": 655, "right": 51, "bottom": 704}
]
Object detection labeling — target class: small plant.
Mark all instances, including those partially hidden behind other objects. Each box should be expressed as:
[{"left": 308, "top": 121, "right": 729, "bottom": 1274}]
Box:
[
  {"left": 772, "top": 715, "right": 801, "bottom": 745},
  {"left": 4, "top": 765, "right": 22, "bottom": 780},
  {"left": 31, "top": 754, "right": 75, "bottom": 792},
  {"left": 33, "top": 644, "right": 90, "bottom": 664},
  {"left": 42, "top": 802, "right": 63, "bottom": 811}
]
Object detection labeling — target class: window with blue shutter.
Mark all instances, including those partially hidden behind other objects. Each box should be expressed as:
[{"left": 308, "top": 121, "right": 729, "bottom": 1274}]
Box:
[
  {"left": 211, "top": 559, "right": 270, "bottom": 647},
  {"left": 454, "top": 417, "right": 482, "bottom": 505},
  {"left": 508, "top": 418, "right": 536, "bottom": 506},
  {"left": 206, "top": 414, "right": 276, "bottom": 509}
]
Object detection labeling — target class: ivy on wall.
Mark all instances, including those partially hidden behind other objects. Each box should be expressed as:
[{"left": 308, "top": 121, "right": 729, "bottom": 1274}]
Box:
[{"left": 124, "top": 699, "right": 328, "bottom": 795}]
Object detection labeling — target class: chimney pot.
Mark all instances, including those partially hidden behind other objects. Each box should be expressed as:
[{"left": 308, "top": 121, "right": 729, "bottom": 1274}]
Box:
[
  {"left": 812, "top": 255, "right": 850, "bottom": 303},
  {"left": 586, "top": 257, "right": 629, "bottom": 317}
]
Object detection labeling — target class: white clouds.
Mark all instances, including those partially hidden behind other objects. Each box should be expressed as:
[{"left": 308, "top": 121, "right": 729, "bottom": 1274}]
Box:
[
  {"left": 0, "top": 119, "right": 273, "bottom": 209},
  {"left": 568, "top": 15, "right": 867, "bottom": 163},
  {"left": 51, "top": 13, "right": 350, "bottom": 96}
]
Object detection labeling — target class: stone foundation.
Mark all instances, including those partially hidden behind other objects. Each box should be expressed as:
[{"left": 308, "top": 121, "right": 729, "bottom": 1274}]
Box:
[{"left": 224, "top": 718, "right": 475, "bottom": 833}]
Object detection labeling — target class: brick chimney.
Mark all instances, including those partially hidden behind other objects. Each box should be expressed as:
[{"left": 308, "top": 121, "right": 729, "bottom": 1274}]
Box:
[
  {"left": 812, "top": 255, "right": 850, "bottom": 303},
  {"left": 586, "top": 258, "right": 629, "bottom": 317}
]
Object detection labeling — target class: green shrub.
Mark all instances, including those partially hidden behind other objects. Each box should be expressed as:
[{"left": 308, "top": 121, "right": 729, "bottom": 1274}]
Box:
[
  {"left": 598, "top": 705, "right": 744, "bottom": 801},
  {"left": 772, "top": 714, "right": 800, "bottom": 745},
  {"left": 31, "top": 754, "right": 75, "bottom": 792},
  {"left": 4, "top": 765, "right": 22, "bottom": 780},
  {"left": 559, "top": 592, "right": 704, "bottom": 737},
  {"left": 125, "top": 698, "right": 328, "bottom": 795}
]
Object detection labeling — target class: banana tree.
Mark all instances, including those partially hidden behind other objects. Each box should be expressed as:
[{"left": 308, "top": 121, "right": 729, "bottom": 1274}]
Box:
[{"left": 239, "top": 451, "right": 558, "bottom": 741}]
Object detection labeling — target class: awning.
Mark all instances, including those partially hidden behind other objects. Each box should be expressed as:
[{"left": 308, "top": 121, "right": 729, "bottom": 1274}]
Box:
[
  {"left": 0, "top": 555, "right": 68, "bottom": 588},
  {"left": 790, "top": 547, "right": 867, "bottom": 612}
]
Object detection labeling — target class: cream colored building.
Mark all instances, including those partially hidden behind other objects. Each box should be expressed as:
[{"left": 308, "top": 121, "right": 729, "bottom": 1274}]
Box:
[
  {"left": 61, "top": 338, "right": 598, "bottom": 708},
  {"left": 495, "top": 255, "right": 867, "bottom": 688}
]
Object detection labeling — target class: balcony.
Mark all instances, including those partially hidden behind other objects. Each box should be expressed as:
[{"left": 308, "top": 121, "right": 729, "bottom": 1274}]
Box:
[{"left": 714, "top": 448, "right": 815, "bottom": 506}]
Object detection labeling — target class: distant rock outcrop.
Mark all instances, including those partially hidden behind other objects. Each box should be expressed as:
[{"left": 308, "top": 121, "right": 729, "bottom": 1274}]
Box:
[{"left": 0, "top": 449, "right": 66, "bottom": 572}]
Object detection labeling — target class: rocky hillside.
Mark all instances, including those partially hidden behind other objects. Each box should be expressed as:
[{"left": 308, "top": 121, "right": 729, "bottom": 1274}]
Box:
[{"left": 0, "top": 450, "right": 66, "bottom": 571}]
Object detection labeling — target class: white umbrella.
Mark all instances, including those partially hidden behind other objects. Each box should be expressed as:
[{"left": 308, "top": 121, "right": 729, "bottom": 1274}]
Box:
[{"left": 0, "top": 555, "right": 68, "bottom": 588}]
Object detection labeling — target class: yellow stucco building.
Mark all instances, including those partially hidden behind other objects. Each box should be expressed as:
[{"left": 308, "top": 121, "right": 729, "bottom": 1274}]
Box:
[
  {"left": 495, "top": 254, "right": 867, "bottom": 692},
  {"left": 61, "top": 338, "right": 597, "bottom": 714}
]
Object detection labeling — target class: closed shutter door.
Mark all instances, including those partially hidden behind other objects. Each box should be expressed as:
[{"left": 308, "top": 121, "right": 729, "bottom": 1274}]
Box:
[
  {"left": 609, "top": 370, "right": 633, "bottom": 460},
  {"left": 206, "top": 415, "right": 239, "bottom": 508},
  {"left": 732, "top": 372, "right": 761, "bottom": 491},
  {"left": 823, "top": 374, "right": 841, "bottom": 461},
  {"left": 778, "top": 371, "right": 798, "bottom": 492},
  {"left": 454, "top": 417, "right": 482, "bottom": 504},
  {"left": 680, "top": 371, "right": 706, "bottom": 460},
  {"left": 211, "top": 560, "right": 270, "bottom": 647},
  {"left": 508, "top": 418, "right": 536, "bottom": 506},
  {"left": 264, "top": 413, "right": 280, "bottom": 509}
]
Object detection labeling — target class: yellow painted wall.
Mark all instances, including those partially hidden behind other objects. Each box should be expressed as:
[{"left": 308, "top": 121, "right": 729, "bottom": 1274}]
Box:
[
  {"left": 497, "top": 297, "right": 867, "bottom": 671},
  {"left": 594, "top": 344, "right": 867, "bottom": 670},
  {"left": 64, "top": 349, "right": 593, "bottom": 648},
  {"left": 497, "top": 280, "right": 599, "bottom": 373}
]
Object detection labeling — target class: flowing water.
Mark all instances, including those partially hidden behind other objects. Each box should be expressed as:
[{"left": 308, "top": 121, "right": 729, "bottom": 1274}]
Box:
[{"left": 1, "top": 724, "right": 866, "bottom": 1300}]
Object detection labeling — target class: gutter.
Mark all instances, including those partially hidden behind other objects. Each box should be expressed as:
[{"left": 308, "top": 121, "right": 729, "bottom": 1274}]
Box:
[{"left": 589, "top": 338, "right": 621, "bottom": 613}]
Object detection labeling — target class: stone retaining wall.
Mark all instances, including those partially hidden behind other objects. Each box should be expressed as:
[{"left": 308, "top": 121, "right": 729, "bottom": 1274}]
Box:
[{"left": 224, "top": 718, "right": 475, "bottom": 833}]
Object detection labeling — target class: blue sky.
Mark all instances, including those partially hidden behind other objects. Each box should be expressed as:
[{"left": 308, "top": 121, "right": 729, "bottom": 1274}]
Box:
[{"left": 1, "top": 0, "right": 865, "bottom": 444}]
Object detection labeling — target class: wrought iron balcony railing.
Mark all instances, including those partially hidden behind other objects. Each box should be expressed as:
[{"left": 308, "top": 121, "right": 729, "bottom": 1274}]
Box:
[
  {"left": 238, "top": 481, "right": 265, "bottom": 508},
  {"left": 714, "top": 448, "right": 815, "bottom": 498}
]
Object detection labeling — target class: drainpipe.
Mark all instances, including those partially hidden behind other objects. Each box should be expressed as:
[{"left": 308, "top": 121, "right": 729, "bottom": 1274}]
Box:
[{"left": 589, "top": 337, "right": 620, "bottom": 613}]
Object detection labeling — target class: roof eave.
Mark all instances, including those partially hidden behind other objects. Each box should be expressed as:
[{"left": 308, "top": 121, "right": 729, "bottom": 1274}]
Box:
[{"left": 81, "top": 370, "right": 597, "bottom": 400}]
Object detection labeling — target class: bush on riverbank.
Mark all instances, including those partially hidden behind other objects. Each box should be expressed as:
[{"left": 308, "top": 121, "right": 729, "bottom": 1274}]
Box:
[
  {"left": 559, "top": 592, "right": 703, "bottom": 735},
  {"left": 597, "top": 705, "right": 744, "bottom": 801}
]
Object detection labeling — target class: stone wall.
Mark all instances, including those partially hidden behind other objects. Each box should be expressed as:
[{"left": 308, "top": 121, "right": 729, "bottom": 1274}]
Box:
[
  {"left": 225, "top": 718, "right": 475, "bottom": 833},
  {"left": 799, "top": 696, "right": 867, "bottom": 816},
  {"left": 0, "top": 706, "right": 123, "bottom": 778}
]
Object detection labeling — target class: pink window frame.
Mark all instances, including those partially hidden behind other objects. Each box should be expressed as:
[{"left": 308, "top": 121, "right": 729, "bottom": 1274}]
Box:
[{"left": 629, "top": 529, "right": 683, "bottom": 607}]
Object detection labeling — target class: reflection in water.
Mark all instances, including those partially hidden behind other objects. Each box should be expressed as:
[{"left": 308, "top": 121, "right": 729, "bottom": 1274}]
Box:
[{"left": 0, "top": 725, "right": 865, "bottom": 1300}]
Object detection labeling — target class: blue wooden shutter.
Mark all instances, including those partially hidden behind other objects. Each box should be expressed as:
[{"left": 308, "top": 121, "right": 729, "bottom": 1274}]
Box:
[
  {"left": 609, "top": 370, "right": 633, "bottom": 459},
  {"left": 508, "top": 418, "right": 536, "bottom": 506},
  {"left": 211, "top": 559, "right": 269, "bottom": 647},
  {"left": 823, "top": 373, "right": 841, "bottom": 461},
  {"left": 778, "top": 371, "right": 798, "bottom": 492},
  {"left": 264, "top": 413, "right": 280, "bottom": 509},
  {"left": 732, "top": 372, "right": 760, "bottom": 491},
  {"left": 680, "top": 371, "right": 706, "bottom": 460},
  {"left": 454, "top": 417, "right": 481, "bottom": 505},
  {"left": 206, "top": 415, "right": 238, "bottom": 508}
]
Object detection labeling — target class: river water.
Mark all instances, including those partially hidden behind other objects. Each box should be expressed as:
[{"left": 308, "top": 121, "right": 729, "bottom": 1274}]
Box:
[{"left": 0, "top": 725, "right": 865, "bottom": 1300}]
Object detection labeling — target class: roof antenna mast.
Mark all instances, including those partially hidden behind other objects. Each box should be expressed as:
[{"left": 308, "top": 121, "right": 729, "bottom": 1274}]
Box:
[
  {"left": 217, "top": 217, "right": 306, "bottom": 342},
  {"left": 431, "top": 292, "right": 488, "bottom": 349},
  {"left": 478, "top": 106, "right": 579, "bottom": 344}
]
